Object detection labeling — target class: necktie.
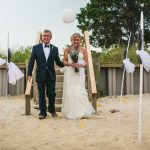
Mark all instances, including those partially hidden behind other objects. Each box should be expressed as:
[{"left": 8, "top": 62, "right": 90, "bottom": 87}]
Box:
[{"left": 44, "top": 44, "right": 49, "bottom": 48}]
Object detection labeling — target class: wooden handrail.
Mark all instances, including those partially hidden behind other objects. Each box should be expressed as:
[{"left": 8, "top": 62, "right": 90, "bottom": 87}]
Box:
[
  {"left": 84, "top": 31, "right": 97, "bottom": 111},
  {"left": 25, "top": 31, "right": 42, "bottom": 115}
]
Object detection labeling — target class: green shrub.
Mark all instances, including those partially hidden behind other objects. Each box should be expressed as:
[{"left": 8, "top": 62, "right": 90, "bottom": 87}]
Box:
[
  {"left": 91, "top": 45, "right": 149, "bottom": 64},
  {"left": 0, "top": 53, "right": 6, "bottom": 59},
  {"left": 11, "top": 46, "right": 31, "bottom": 63}
]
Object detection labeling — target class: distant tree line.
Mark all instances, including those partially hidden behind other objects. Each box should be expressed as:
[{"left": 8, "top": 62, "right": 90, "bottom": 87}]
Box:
[{"left": 77, "top": 0, "right": 150, "bottom": 48}]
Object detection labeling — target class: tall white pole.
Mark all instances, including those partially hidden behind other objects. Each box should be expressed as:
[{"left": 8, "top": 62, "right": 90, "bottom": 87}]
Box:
[
  {"left": 138, "top": 11, "right": 144, "bottom": 143},
  {"left": 119, "top": 68, "right": 125, "bottom": 122},
  {"left": 6, "top": 32, "right": 9, "bottom": 101},
  {"left": 119, "top": 32, "right": 131, "bottom": 122}
]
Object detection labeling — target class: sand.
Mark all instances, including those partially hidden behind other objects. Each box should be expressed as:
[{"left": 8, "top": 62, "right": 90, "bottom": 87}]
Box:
[{"left": 0, "top": 94, "right": 150, "bottom": 150}]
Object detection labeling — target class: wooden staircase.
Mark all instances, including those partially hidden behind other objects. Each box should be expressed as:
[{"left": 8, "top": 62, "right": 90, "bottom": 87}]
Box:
[{"left": 25, "top": 31, "right": 97, "bottom": 115}]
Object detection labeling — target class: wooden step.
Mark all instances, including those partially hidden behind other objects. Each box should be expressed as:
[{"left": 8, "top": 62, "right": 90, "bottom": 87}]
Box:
[
  {"left": 56, "top": 89, "right": 63, "bottom": 97},
  {"left": 56, "top": 75, "right": 64, "bottom": 82},
  {"left": 56, "top": 68, "right": 64, "bottom": 75},
  {"left": 55, "top": 104, "right": 62, "bottom": 112},
  {"left": 55, "top": 97, "right": 62, "bottom": 104}
]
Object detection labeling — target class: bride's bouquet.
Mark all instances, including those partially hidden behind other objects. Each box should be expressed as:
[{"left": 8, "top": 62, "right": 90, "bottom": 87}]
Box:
[{"left": 69, "top": 50, "right": 79, "bottom": 72}]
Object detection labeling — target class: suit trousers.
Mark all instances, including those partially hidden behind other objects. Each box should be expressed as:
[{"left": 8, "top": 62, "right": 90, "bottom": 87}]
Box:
[{"left": 37, "top": 76, "right": 56, "bottom": 115}]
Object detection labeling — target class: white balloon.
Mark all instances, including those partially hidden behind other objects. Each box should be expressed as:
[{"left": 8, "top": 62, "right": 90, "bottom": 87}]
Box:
[{"left": 62, "top": 8, "right": 76, "bottom": 23}]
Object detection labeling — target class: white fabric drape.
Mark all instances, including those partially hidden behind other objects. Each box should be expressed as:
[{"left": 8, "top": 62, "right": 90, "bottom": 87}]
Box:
[
  {"left": 8, "top": 62, "right": 24, "bottom": 85},
  {"left": 123, "top": 58, "right": 135, "bottom": 73},
  {"left": 0, "top": 58, "right": 6, "bottom": 66},
  {"left": 136, "top": 50, "right": 150, "bottom": 72}
]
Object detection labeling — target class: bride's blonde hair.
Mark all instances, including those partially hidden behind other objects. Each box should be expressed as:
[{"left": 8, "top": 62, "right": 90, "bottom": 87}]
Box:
[{"left": 70, "top": 33, "right": 81, "bottom": 41}]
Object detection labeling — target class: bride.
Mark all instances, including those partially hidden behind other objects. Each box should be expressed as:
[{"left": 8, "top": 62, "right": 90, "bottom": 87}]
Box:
[{"left": 61, "top": 33, "right": 95, "bottom": 119}]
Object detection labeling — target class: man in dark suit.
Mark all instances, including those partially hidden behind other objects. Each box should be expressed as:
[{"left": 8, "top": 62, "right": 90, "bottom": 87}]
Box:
[{"left": 28, "top": 29, "right": 64, "bottom": 119}]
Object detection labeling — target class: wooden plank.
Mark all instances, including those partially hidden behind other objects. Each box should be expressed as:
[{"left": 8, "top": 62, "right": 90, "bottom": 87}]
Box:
[
  {"left": 92, "top": 94, "right": 97, "bottom": 112},
  {"left": 148, "top": 73, "right": 150, "bottom": 92},
  {"left": 25, "top": 95, "right": 31, "bottom": 115},
  {"left": 143, "top": 71, "right": 148, "bottom": 93},
  {"left": 0, "top": 69, "right": 3, "bottom": 96},
  {"left": 0, "top": 63, "right": 26, "bottom": 69},
  {"left": 100, "top": 63, "right": 140, "bottom": 68},
  {"left": 25, "top": 78, "right": 33, "bottom": 95},
  {"left": 126, "top": 73, "right": 130, "bottom": 94},
  {"left": 2, "top": 69, "right": 7, "bottom": 96},
  {"left": 131, "top": 73, "right": 134, "bottom": 94},
  {"left": 84, "top": 31, "right": 97, "bottom": 111},
  {"left": 84, "top": 31, "right": 97, "bottom": 95},
  {"left": 25, "top": 79, "right": 32, "bottom": 115},
  {"left": 112, "top": 68, "right": 116, "bottom": 95},
  {"left": 93, "top": 57, "right": 100, "bottom": 97},
  {"left": 108, "top": 68, "right": 113, "bottom": 95},
  {"left": 55, "top": 104, "right": 62, "bottom": 112}
]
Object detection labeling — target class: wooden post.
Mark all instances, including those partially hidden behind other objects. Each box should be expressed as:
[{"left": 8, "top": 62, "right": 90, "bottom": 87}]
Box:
[
  {"left": 84, "top": 31, "right": 97, "bottom": 112},
  {"left": 92, "top": 94, "right": 97, "bottom": 112},
  {"left": 108, "top": 68, "right": 113, "bottom": 95},
  {"left": 92, "top": 56, "right": 101, "bottom": 98},
  {"left": 25, "top": 78, "right": 32, "bottom": 115},
  {"left": 25, "top": 95, "right": 30, "bottom": 115}
]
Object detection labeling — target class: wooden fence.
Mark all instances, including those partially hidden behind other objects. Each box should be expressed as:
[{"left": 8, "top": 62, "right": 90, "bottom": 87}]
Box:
[
  {"left": 100, "top": 64, "right": 150, "bottom": 96},
  {"left": 0, "top": 64, "right": 26, "bottom": 96},
  {"left": 0, "top": 63, "right": 150, "bottom": 97}
]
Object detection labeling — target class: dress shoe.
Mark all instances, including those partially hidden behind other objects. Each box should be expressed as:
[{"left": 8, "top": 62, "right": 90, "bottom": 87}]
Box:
[
  {"left": 39, "top": 115, "right": 47, "bottom": 119},
  {"left": 51, "top": 112, "right": 58, "bottom": 117}
]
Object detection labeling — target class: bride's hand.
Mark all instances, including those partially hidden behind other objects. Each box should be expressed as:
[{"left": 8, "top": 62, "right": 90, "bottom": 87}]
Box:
[
  {"left": 74, "top": 63, "right": 78, "bottom": 68},
  {"left": 76, "top": 64, "right": 82, "bottom": 68},
  {"left": 71, "top": 63, "right": 76, "bottom": 68}
]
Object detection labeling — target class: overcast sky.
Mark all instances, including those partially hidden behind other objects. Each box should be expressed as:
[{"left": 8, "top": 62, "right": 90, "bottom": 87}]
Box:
[{"left": 0, "top": 0, "right": 90, "bottom": 54}]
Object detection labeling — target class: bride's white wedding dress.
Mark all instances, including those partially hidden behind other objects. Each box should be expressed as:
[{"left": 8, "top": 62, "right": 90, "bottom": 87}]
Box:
[{"left": 61, "top": 52, "right": 95, "bottom": 119}]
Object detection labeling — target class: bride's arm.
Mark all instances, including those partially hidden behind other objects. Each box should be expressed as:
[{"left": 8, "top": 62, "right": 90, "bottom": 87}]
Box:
[{"left": 63, "top": 48, "right": 75, "bottom": 67}]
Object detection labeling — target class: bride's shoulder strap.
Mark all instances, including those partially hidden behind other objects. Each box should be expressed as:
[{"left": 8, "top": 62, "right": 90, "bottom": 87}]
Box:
[{"left": 65, "top": 45, "right": 72, "bottom": 53}]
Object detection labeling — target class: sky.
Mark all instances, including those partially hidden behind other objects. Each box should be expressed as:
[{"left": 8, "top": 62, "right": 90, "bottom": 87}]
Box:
[{"left": 0, "top": 0, "right": 90, "bottom": 54}]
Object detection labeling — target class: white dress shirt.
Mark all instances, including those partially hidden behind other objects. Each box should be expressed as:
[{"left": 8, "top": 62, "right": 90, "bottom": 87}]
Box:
[{"left": 42, "top": 43, "right": 50, "bottom": 61}]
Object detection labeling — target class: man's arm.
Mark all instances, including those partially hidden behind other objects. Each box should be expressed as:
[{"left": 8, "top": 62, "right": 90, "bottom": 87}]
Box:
[
  {"left": 55, "top": 47, "right": 64, "bottom": 67},
  {"left": 28, "top": 46, "right": 36, "bottom": 81}
]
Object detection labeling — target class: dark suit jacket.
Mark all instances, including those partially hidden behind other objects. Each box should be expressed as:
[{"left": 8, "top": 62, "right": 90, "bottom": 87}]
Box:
[{"left": 28, "top": 43, "right": 64, "bottom": 82}]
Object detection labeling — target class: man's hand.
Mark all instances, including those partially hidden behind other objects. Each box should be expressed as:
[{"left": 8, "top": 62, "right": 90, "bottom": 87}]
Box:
[{"left": 28, "top": 76, "right": 32, "bottom": 82}]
